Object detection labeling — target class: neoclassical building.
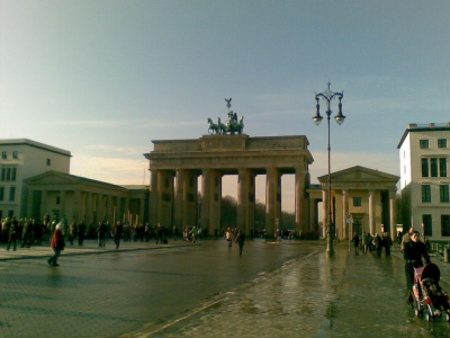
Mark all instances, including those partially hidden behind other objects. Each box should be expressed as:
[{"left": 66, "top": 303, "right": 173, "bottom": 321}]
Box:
[
  {"left": 25, "top": 171, "right": 148, "bottom": 226},
  {"left": 308, "top": 166, "right": 399, "bottom": 240}
]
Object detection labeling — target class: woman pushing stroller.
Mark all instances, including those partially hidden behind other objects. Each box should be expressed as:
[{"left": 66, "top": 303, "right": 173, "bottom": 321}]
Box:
[{"left": 403, "top": 230, "right": 431, "bottom": 304}]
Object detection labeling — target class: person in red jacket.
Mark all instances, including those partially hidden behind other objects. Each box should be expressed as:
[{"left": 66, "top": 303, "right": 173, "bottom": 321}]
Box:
[{"left": 47, "top": 223, "right": 65, "bottom": 267}]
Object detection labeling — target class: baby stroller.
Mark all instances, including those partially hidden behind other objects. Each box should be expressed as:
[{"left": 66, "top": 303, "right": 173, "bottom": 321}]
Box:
[{"left": 412, "top": 263, "right": 450, "bottom": 322}]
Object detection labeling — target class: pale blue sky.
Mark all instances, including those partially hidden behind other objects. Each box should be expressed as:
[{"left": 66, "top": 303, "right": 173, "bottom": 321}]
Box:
[{"left": 1, "top": 1, "right": 449, "bottom": 202}]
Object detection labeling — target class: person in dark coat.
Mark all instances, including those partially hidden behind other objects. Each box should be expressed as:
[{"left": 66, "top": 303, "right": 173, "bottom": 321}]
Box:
[
  {"left": 403, "top": 230, "right": 431, "bottom": 304},
  {"left": 351, "top": 232, "right": 360, "bottom": 255},
  {"left": 113, "top": 221, "right": 123, "bottom": 249},
  {"left": 374, "top": 233, "right": 383, "bottom": 257},
  {"left": 383, "top": 232, "right": 393, "bottom": 256},
  {"left": 78, "top": 220, "right": 86, "bottom": 246},
  {"left": 47, "top": 223, "right": 65, "bottom": 267},
  {"left": 6, "top": 217, "right": 18, "bottom": 251},
  {"left": 235, "top": 229, "right": 246, "bottom": 256},
  {"left": 97, "top": 220, "right": 107, "bottom": 247}
]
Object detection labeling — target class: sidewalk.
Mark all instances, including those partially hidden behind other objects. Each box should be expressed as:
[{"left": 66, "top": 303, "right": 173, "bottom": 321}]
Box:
[{"left": 0, "top": 238, "right": 196, "bottom": 261}]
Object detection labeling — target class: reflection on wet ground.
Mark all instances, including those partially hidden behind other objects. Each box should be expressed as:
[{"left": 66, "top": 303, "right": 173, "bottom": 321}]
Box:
[{"left": 149, "top": 245, "right": 449, "bottom": 338}]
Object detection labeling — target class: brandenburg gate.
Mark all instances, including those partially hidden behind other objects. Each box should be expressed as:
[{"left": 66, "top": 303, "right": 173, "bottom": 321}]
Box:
[{"left": 144, "top": 133, "right": 313, "bottom": 236}]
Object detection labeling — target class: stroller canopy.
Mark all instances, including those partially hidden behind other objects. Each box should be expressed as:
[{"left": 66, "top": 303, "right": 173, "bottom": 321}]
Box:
[{"left": 417, "top": 263, "right": 441, "bottom": 282}]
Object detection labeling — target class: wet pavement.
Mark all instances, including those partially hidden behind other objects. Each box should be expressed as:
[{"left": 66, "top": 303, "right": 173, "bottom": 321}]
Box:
[
  {"left": 0, "top": 239, "right": 449, "bottom": 338},
  {"left": 125, "top": 241, "right": 450, "bottom": 338}
]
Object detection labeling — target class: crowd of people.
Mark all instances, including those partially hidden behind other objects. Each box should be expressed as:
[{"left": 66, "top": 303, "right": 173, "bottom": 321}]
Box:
[{"left": 350, "top": 231, "right": 393, "bottom": 256}]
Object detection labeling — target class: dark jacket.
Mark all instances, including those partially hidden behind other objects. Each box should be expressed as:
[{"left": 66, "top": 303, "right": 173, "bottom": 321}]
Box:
[{"left": 403, "top": 240, "right": 430, "bottom": 266}]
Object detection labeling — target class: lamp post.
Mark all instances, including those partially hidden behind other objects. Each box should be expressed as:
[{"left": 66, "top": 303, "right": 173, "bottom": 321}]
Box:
[{"left": 313, "top": 82, "right": 345, "bottom": 257}]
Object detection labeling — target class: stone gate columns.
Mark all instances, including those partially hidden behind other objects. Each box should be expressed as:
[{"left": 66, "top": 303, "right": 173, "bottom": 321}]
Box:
[
  {"left": 156, "top": 170, "right": 174, "bottom": 227},
  {"left": 237, "top": 168, "right": 255, "bottom": 235},
  {"left": 369, "top": 190, "right": 375, "bottom": 235},
  {"left": 174, "top": 169, "right": 187, "bottom": 228},
  {"left": 201, "top": 169, "right": 222, "bottom": 235},
  {"left": 266, "top": 168, "right": 281, "bottom": 238},
  {"left": 295, "top": 167, "right": 307, "bottom": 235}
]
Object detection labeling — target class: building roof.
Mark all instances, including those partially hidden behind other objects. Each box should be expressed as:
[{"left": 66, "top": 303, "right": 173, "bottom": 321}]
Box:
[
  {"left": 26, "top": 171, "right": 127, "bottom": 191},
  {"left": 397, "top": 123, "right": 450, "bottom": 149},
  {"left": 0, "top": 138, "right": 71, "bottom": 157}
]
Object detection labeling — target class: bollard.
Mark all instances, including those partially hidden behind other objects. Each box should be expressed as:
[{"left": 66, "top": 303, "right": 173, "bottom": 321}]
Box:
[{"left": 444, "top": 248, "right": 450, "bottom": 263}]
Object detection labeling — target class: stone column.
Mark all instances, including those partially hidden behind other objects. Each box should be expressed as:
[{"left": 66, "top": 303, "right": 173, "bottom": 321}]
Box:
[
  {"left": 73, "top": 190, "right": 81, "bottom": 223},
  {"left": 201, "top": 170, "right": 222, "bottom": 234},
  {"left": 174, "top": 170, "right": 187, "bottom": 228},
  {"left": 149, "top": 170, "right": 159, "bottom": 225},
  {"left": 237, "top": 168, "right": 254, "bottom": 235},
  {"left": 156, "top": 170, "right": 174, "bottom": 228},
  {"left": 295, "top": 167, "right": 307, "bottom": 236},
  {"left": 201, "top": 169, "right": 211, "bottom": 233},
  {"left": 265, "top": 168, "right": 281, "bottom": 239},
  {"left": 86, "top": 192, "right": 93, "bottom": 224},
  {"left": 369, "top": 190, "right": 375, "bottom": 235},
  {"left": 342, "top": 190, "right": 349, "bottom": 240},
  {"left": 389, "top": 187, "right": 396, "bottom": 240}
]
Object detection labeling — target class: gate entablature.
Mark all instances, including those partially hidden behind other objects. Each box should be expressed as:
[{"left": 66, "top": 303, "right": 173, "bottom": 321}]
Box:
[{"left": 146, "top": 134, "right": 313, "bottom": 172}]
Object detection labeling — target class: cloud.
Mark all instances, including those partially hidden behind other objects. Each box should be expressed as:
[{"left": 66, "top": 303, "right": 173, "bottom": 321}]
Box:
[{"left": 71, "top": 155, "right": 149, "bottom": 185}]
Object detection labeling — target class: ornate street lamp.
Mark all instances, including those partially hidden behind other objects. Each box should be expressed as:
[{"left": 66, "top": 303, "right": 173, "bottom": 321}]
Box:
[{"left": 313, "top": 82, "right": 345, "bottom": 256}]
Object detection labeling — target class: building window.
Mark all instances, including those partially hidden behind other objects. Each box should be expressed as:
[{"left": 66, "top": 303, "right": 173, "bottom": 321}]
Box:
[
  {"left": 12, "top": 151, "right": 18, "bottom": 159},
  {"left": 440, "top": 185, "right": 450, "bottom": 203},
  {"left": 1, "top": 152, "right": 7, "bottom": 159},
  {"left": 422, "top": 214, "right": 433, "bottom": 237},
  {"left": 0, "top": 187, "right": 4, "bottom": 201},
  {"left": 353, "top": 197, "right": 362, "bottom": 207},
  {"left": 46, "top": 158, "right": 51, "bottom": 166},
  {"left": 9, "top": 187, "right": 15, "bottom": 202},
  {"left": 56, "top": 197, "right": 61, "bottom": 205},
  {"left": 431, "top": 158, "right": 438, "bottom": 177},
  {"left": 439, "top": 158, "right": 447, "bottom": 177},
  {"left": 421, "top": 185, "right": 431, "bottom": 203},
  {"left": 438, "top": 139, "right": 447, "bottom": 148},
  {"left": 419, "top": 139, "right": 429, "bottom": 149},
  {"left": 11, "top": 168, "right": 16, "bottom": 182},
  {"left": 421, "top": 158, "right": 429, "bottom": 177},
  {"left": 442, "top": 215, "right": 450, "bottom": 237}
]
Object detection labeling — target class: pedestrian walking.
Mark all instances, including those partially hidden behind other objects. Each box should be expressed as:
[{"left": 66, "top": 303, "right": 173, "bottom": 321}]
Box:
[
  {"left": 113, "top": 221, "right": 123, "bottom": 249},
  {"left": 189, "top": 226, "right": 197, "bottom": 243},
  {"left": 20, "top": 218, "right": 33, "bottom": 248},
  {"left": 383, "top": 232, "right": 392, "bottom": 256},
  {"left": 403, "top": 230, "right": 431, "bottom": 304},
  {"left": 225, "top": 227, "right": 233, "bottom": 249},
  {"left": 97, "top": 220, "right": 107, "bottom": 247},
  {"left": 6, "top": 217, "right": 18, "bottom": 251},
  {"left": 78, "top": 220, "right": 86, "bottom": 246},
  {"left": 401, "top": 227, "right": 415, "bottom": 252},
  {"left": 374, "top": 233, "right": 383, "bottom": 257},
  {"left": 362, "top": 231, "right": 371, "bottom": 254},
  {"left": 235, "top": 229, "right": 246, "bottom": 256},
  {"left": 47, "top": 223, "right": 65, "bottom": 267},
  {"left": 351, "top": 232, "right": 360, "bottom": 255}
]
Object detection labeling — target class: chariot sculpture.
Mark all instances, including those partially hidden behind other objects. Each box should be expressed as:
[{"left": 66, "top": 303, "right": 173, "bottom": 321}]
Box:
[{"left": 207, "top": 98, "right": 244, "bottom": 135}]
